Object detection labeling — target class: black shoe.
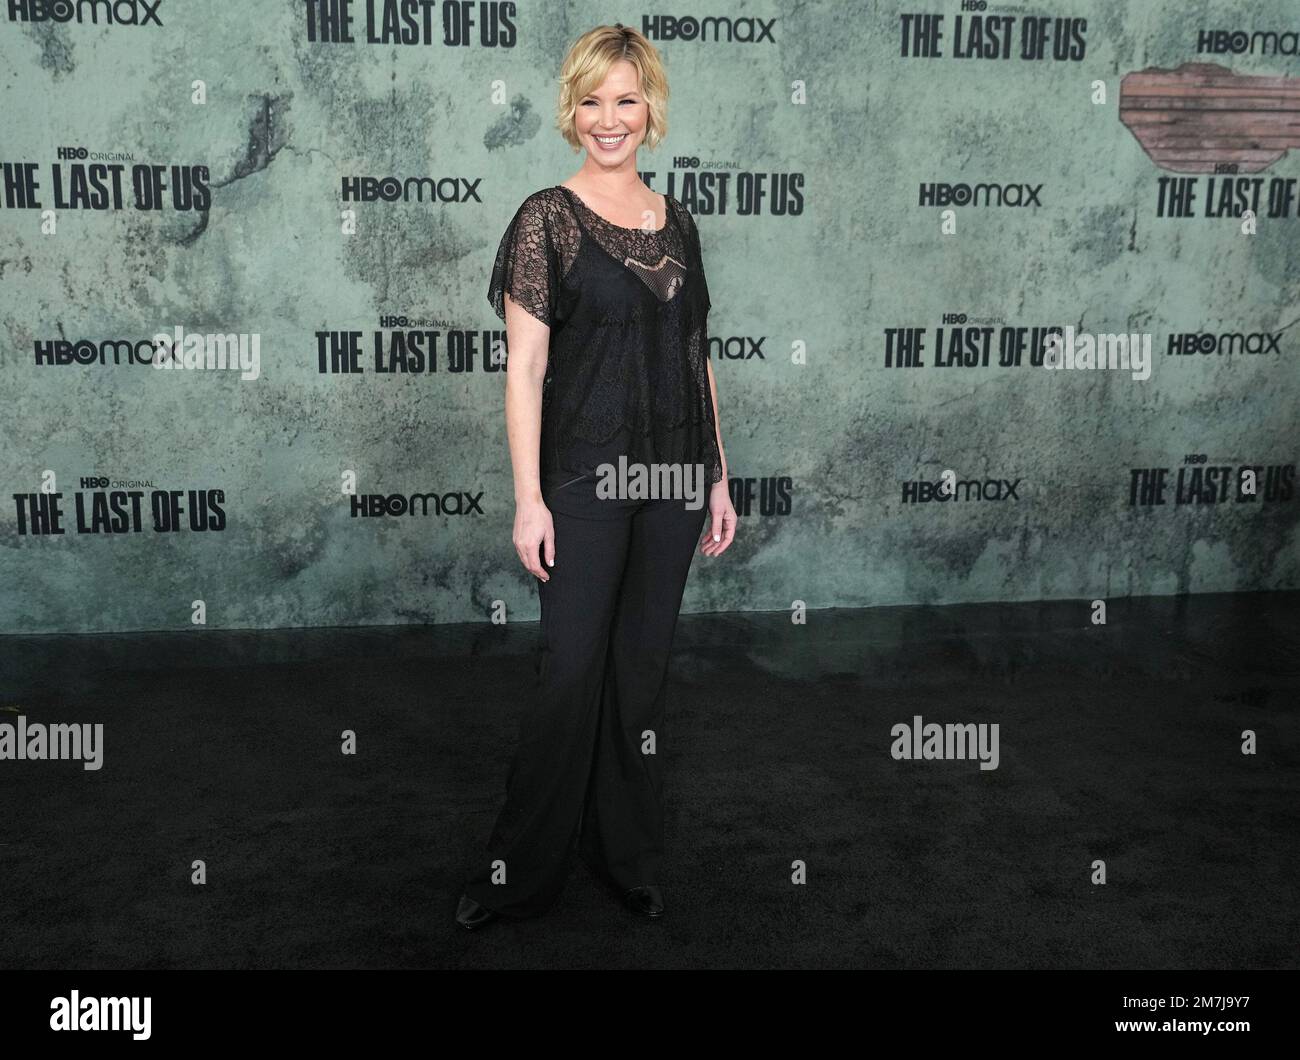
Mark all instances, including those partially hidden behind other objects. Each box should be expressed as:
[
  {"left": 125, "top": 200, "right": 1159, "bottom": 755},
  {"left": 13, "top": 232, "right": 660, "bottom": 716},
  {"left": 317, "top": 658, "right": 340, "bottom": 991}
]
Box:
[
  {"left": 455, "top": 893, "right": 499, "bottom": 931},
  {"left": 624, "top": 885, "right": 665, "bottom": 919}
]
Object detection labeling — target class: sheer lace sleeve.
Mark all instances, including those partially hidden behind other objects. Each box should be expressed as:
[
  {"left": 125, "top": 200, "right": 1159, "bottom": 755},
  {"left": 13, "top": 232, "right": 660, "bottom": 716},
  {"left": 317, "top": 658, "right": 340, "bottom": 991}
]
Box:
[
  {"left": 683, "top": 203, "right": 710, "bottom": 314},
  {"left": 487, "top": 191, "right": 557, "bottom": 327},
  {"left": 674, "top": 200, "right": 723, "bottom": 485}
]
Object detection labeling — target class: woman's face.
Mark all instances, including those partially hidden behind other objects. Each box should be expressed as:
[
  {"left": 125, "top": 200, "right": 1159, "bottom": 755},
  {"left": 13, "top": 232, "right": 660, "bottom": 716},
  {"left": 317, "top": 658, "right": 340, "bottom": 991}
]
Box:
[{"left": 574, "top": 60, "right": 647, "bottom": 166}]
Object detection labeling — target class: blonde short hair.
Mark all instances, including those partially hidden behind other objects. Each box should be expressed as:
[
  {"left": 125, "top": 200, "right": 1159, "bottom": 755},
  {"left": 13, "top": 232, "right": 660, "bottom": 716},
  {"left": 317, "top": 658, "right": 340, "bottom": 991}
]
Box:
[{"left": 556, "top": 24, "right": 669, "bottom": 152}]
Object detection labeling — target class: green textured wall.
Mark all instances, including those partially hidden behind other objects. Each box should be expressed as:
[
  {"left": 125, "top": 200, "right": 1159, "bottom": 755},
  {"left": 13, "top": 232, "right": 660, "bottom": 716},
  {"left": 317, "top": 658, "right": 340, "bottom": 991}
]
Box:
[{"left": 2, "top": 0, "right": 1297, "bottom": 634}]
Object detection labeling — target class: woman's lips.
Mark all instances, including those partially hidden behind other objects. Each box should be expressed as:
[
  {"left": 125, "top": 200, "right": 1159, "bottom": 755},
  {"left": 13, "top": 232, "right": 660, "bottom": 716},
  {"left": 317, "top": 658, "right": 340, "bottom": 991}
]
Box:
[{"left": 592, "top": 133, "right": 628, "bottom": 151}]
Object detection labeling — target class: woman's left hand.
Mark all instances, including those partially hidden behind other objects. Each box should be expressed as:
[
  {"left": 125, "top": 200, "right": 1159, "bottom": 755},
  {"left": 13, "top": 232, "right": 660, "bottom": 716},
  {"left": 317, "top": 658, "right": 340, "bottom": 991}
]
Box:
[{"left": 700, "top": 479, "right": 737, "bottom": 556}]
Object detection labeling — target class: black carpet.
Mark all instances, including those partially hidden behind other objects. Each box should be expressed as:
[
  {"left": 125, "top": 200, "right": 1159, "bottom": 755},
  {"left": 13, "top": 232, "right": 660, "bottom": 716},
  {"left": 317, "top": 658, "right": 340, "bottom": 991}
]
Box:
[{"left": 1, "top": 591, "right": 1296, "bottom": 969}]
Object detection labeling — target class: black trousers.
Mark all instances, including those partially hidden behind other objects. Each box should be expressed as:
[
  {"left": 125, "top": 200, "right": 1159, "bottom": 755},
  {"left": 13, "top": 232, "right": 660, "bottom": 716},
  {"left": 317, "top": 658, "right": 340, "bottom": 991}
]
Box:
[{"left": 462, "top": 470, "right": 709, "bottom": 919}]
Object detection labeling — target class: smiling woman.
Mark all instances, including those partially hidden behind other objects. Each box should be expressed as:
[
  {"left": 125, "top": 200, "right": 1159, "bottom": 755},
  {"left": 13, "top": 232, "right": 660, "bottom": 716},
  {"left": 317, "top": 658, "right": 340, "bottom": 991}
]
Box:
[
  {"left": 555, "top": 28, "right": 670, "bottom": 229},
  {"left": 456, "top": 22, "right": 737, "bottom": 932}
]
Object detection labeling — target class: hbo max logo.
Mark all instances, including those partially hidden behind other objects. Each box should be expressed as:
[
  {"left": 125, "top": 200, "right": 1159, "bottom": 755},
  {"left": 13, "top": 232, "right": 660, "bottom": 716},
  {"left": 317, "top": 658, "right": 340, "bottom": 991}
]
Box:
[
  {"left": 7, "top": 0, "right": 164, "bottom": 26},
  {"left": 340, "top": 176, "right": 482, "bottom": 203}
]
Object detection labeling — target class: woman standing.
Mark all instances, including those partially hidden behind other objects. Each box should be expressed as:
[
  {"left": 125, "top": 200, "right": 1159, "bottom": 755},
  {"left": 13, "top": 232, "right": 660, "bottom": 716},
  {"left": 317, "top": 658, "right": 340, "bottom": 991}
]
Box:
[{"left": 457, "top": 23, "right": 736, "bottom": 929}]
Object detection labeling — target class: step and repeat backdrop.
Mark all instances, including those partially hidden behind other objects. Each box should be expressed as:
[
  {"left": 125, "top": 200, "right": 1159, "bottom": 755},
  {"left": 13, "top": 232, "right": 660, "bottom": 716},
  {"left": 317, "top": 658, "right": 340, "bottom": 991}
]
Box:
[{"left": 2, "top": 1, "right": 1297, "bottom": 634}]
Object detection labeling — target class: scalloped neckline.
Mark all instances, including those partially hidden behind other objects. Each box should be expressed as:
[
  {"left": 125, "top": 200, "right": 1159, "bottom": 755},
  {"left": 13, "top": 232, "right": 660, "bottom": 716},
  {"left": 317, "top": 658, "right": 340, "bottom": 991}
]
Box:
[{"left": 556, "top": 184, "right": 669, "bottom": 235}]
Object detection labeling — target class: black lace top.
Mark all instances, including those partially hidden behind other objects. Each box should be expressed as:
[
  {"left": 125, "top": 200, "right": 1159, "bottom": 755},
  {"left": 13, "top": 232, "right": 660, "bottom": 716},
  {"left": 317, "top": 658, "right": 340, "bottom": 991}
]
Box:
[{"left": 487, "top": 184, "right": 724, "bottom": 488}]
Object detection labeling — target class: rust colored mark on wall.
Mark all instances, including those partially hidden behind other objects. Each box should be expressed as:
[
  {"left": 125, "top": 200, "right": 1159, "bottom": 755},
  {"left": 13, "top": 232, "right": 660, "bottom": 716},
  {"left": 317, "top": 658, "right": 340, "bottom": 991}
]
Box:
[{"left": 1119, "top": 62, "right": 1300, "bottom": 173}]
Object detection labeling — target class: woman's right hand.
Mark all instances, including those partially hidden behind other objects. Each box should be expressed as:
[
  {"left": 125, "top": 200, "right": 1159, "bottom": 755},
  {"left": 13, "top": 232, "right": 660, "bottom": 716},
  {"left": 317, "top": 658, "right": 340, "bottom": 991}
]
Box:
[{"left": 513, "top": 497, "right": 555, "bottom": 582}]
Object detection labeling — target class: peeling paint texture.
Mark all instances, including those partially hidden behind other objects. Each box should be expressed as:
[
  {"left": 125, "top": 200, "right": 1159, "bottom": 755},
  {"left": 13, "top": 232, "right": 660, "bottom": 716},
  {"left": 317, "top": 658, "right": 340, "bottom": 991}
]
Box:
[{"left": 1, "top": 1, "right": 1297, "bottom": 634}]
